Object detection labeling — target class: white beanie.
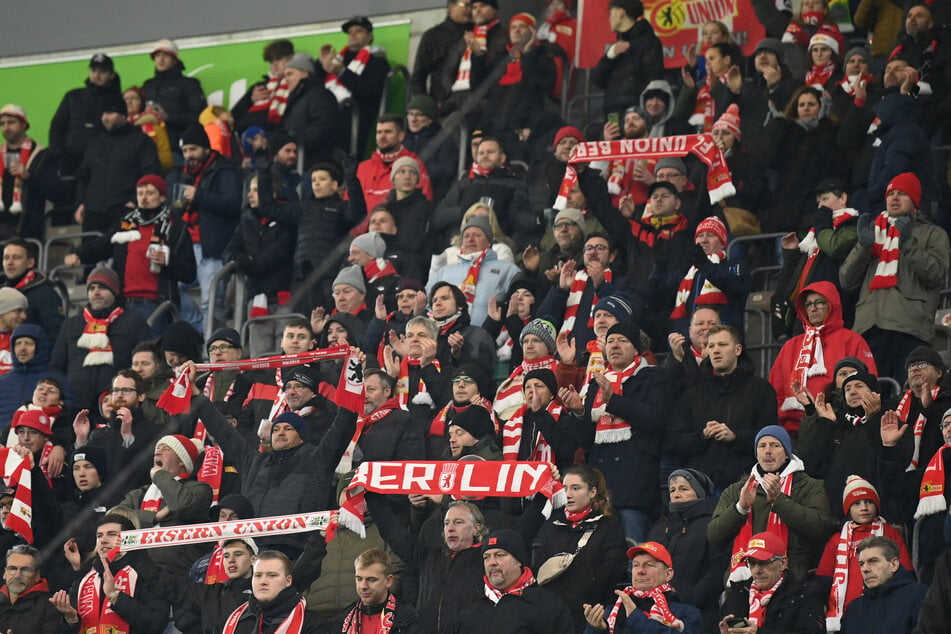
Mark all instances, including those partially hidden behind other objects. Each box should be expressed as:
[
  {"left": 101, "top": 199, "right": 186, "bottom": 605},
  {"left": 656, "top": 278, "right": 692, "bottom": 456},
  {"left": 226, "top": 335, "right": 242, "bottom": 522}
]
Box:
[{"left": 156, "top": 435, "right": 203, "bottom": 473}]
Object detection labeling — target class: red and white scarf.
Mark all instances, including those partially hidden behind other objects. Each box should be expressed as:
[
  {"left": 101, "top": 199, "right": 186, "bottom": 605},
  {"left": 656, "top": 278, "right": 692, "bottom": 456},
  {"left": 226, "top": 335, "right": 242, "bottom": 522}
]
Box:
[
  {"left": 782, "top": 325, "right": 826, "bottom": 412},
  {"left": 868, "top": 211, "right": 902, "bottom": 290},
  {"left": 325, "top": 47, "right": 373, "bottom": 103},
  {"left": 341, "top": 592, "right": 397, "bottom": 633},
  {"left": 795, "top": 208, "right": 859, "bottom": 294},
  {"left": 555, "top": 135, "right": 735, "bottom": 210},
  {"left": 396, "top": 357, "right": 441, "bottom": 409},
  {"left": 224, "top": 596, "right": 307, "bottom": 634},
  {"left": 806, "top": 61, "right": 837, "bottom": 88},
  {"left": 0, "top": 448, "right": 32, "bottom": 542},
  {"left": 78, "top": 307, "right": 124, "bottom": 367},
  {"left": 608, "top": 584, "right": 684, "bottom": 633},
  {"left": 364, "top": 258, "right": 398, "bottom": 284},
  {"left": 825, "top": 519, "right": 884, "bottom": 631},
  {"left": 197, "top": 445, "right": 224, "bottom": 503},
  {"left": 897, "top": 385, "right": 941, "bottom": 470},
  {"left": 0, "top": 140, "right": 35, "bottom": 213},
  {"left": 204, "top": 543, "right": 226, "bottom": 584},
  {"left": 336, "top": 397, "right": 401, "bottom": 474},
  {"left": 729, "top": 459, "right": 802, "bottom": 581},
  {"left": 670, "top": 251, "right": 727, "bottom": 319},
  {"left": 78, "top": 565, "right": 138, "bottom": 633},
  {"left": 453, "top": 18, "right": 499, "bottom": 92},
  {"left": 915, "top": 444, "right": 950, "bottom": 519},
  {"left": 583, "top": 340, "right": 607, "bottom": 385},
  {"left": 459, "top": 249, "right": 489, "bottom": 309},
  {"left": 690, "top": 72, "right": 728, "bottom": 130},
  {"left": 502, "top": 400, "right": 562, "bottom": 461},
  {"left": 247, "top": 74, "right": 291, "bottom": 124},
  {"left": 339, "top": 460, "right": 566, "bottom": 537},
  {"left": 494, "top": 356, "right": 557, "bottom": 422},
  {"left": 559, "top": 269, "right": 612, "bottom": 335},
  {"left": 748, "top": 575, "right": 783, "bottom": 627},
  {"left": 587, "top": 356, "right": 650, "bottom": 443},
  {"left": 140, "top": 473, "right": 189, "bottom": 514},
  {"left": 483, "top": 567, "right": 536, "bottom": 604}
]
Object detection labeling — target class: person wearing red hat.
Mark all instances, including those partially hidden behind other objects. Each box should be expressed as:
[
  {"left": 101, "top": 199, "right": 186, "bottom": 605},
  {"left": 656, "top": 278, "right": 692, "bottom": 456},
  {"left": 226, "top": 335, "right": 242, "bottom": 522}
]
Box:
[
  {"left": 65, "top": 175, "right": 196, "bottom": 337},
  {"left": 538, "top": 0, "right": 577, "bottom": 100},
  {"left": 143, "top": 38, "right": 207, "bottom": 149},
  {"left": 584, "top": 540, "right": 702, "bottom": 632},
  {"left": 0, "top": 103, "right": 49, "bottom": 241},
  {"left": 719, "top": 531, "right": 825, "bottom": 633},
  {"left": 841, "top": 171, "right": 950, "bottom": 382}
]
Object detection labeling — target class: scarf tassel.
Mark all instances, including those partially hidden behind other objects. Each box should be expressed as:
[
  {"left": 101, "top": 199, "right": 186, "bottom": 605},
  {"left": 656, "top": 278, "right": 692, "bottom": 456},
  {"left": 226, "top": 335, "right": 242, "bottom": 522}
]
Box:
[
  {"left": 78, "top": 332, "right": 109, "bottom": 350},
  {"left": 83, "top": 350, "right": 114, "bottom": 367},
  {"left": 594, "top": 427, "right": 633, "bottom": 444},
  {"left": 914, "top": 494, "right": 947, "bottom": 520}
]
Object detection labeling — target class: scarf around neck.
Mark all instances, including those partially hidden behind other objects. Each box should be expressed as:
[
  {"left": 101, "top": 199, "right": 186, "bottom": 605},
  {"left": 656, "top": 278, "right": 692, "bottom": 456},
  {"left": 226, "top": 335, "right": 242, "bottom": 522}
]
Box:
[
  {"left": 609, "top": 584, "right": 684, "bottom": 632},
  {"left": 78, "top": 306, "right": 124, "bottom": 366},
  {"left": 670, "top": 250, "right": 727, "bottom": 319},
  {"left": 483, "top": 566, "right": 536, "bottom": 604}
]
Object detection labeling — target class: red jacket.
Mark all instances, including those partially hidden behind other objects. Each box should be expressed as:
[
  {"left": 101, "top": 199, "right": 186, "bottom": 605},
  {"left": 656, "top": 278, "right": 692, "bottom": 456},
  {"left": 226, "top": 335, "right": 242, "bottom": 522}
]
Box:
[{"left": 354, "top": 147, "right": 433, "bottom": 234}]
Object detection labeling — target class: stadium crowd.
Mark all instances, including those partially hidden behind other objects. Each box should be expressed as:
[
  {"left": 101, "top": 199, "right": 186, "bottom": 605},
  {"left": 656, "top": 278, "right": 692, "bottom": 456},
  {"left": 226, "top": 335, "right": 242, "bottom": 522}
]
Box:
[{"left": 2, "top": 0, "right": 951, "bottom": 631}]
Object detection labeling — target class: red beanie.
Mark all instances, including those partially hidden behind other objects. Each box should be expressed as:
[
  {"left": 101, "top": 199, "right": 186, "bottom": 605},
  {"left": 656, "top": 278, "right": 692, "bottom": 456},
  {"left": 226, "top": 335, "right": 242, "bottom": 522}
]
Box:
[
  {"left": 553, "top": 126, "right": 584, "bottom": 147},
  {"left": 156, "top": 434, "right": 203, "bottom": 473},
  {"left": 842, "top": 475, "right": 881, "bottom": 516},
  {"left": 510, "top": 12, "right": 537, "bottom": 27},
  {"left": 695, "top": 216, "right": 728, "bottom": 247},
  {"left": 885, "top": 172, "right": 921, "bottom": 209},
  {"left": 136, "top": 175, "right": 168, "bottom": 199},
  {"left": 13, "top": 409, "right": 52, "bottom": 436},
  {"left": 711, "top": 104, "right": 742, "bottom": 141}
]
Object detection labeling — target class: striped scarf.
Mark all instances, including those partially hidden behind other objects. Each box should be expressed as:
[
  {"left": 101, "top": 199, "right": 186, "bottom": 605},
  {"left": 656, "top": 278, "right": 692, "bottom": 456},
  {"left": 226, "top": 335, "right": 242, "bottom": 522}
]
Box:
[
  {"left": 224, "top": 595, "right": 307, "bottom": 634},
  {"left": 914, "top": 444, "right": 949, "bottom": 519},
  {"left": 825, "top": 519, "right": 884, "bottom": 631},
  {"left": 396, "top": 357, "right": 441, "bottom": 409},
  {"left": 748, "top": 575, "right": 783, "bottom": 627},
  {"left": 341, "top": 592, "right": 397, "bottom": 633},
  {"left": 78, "top": 307, "right": 124, "bottom": 367},
  {"left": 0, "top": 140, "right": 35, "bottom": 213},
  {"left": 325, "top": 47, "right": 373, "bottom": 103},
  {"left": 364, "top": 258, "right": 398, "bottom": 284},
  {"left": 869, "top": 212, "right": 901, "bottom": 290},
  {"left": 670, "top": 250, "right": 727, "bottom": 319},
  {"left": 459, "top": 249, "right": 489, "bottom": 309},
  {"left": 483, "top": 567, "right": 536, "bottom": 604},
  {"left": 897, "top": 386, "right": 941, "bottom": 470},
  {"left": 502, "top": 399, "right": 562, "bottom": 461},
  {"left": 689, "top": 71, "right": 728, "bottom": 130},
  {"left": 609, "top": 584, "right": 684, "bottom": 633},
  {"left": 795, "top": 208, "right": 858, "bottom": 295},
  {"left": 588, "top": 356, "right": 649, "bottom": 443},
  {"left": 559, "top": 269, "right": 612, "bottom": 335},
  {"left": 781, "top": 324, "right": 826, "bottom": 413},
  {"left": 806, "top": 61, "right": 837, "bottom": 88},
  {"left": 493, "top": 356, "right": 557, "bottom": 422},
  {"left": 452, "top": 18, "right": 499, "bottom": 92}
]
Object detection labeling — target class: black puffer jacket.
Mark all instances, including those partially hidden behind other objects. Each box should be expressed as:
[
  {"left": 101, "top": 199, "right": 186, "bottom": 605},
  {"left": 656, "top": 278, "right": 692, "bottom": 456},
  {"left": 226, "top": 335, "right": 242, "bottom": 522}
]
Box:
[
  {"left": 76, "top": 123, "right": 161, "bottom": 216},
  {"left": 277, "top": 75, "right": 338, "bottom": 165},
  {"left": 449, "top": 584, "right": 575, "bottom": 634},
  {"left": 0, "top": 580, "right": 60, "bottom": 633},
  {"left": 49, "top": 75, "right": 122, "bottom": 168},
  {"left": 222, "top": 586, "right": 326, "bottom": 633},
  {"left": 384, "top": 189, "right": 432, "bottom": 283},
  {"left": 3, "top": 270, "right": 65, "bottom": 345},
  {"left": 403, "top": 122, "right": 458, "bottom": 201},
  {"left": 411, "top": 18, "right": 469, "bottom": 109},
  {"left": 170, "top": 152, "right": 242, "bottom": 259},
  {"left": 592, "top": 19, "right": 665, "bottom": 116},
  {"left": 331, "top": 595, "right": 428, "bottom": 634},
  {"left": 143, "top": 63, "right": 207, "bottom": 147},
  {"left": 224, "top": 206, "right": 296, "bottom": 299}
]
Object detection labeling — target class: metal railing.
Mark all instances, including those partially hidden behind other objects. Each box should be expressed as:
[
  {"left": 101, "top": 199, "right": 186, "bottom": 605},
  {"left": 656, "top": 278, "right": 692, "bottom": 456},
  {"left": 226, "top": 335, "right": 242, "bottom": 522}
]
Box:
[
  {"left": 204, "top": 261, "right": 246, "bottom": 343},
  {"left": 42, "top": 230, "right": 103, "bottom": 272},
  {"left": 147, "top": 300, "right": 180, "bottom": 327},
  {"left": 240, "top": 312, "right": 308, "bottom": 354}
]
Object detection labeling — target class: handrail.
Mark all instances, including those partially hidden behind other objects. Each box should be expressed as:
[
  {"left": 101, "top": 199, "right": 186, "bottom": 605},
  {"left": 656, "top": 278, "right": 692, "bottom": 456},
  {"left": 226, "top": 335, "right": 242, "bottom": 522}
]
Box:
[
  {"left": 348, "top": 99, "right": 361, "bottom": 157},
  {"left": 24, "top": 237, "right": 44, "bottom": 276},
  {"left": 147, "top": 300, "right": 180, "bottom": 327},
  {"left": 42, "top": 231, "right": 103, "bottom": 271},
  {"left": 205, "top": 261, "right": 239, "bottom": 343},
  {"left": 458, "top": 122, "right": 470, "bottom": 175},
  {"left": 380, "top": 64, "right": 410, "bottom": 118},
  {"left": 240, "top": 312, "right": 307, "bottom": 354},
  {"left": 233, "top": 269, "right": 247, "bottom": 336},
  {"left": 726, "top": 232, "right": 787, "bottom": 262}
]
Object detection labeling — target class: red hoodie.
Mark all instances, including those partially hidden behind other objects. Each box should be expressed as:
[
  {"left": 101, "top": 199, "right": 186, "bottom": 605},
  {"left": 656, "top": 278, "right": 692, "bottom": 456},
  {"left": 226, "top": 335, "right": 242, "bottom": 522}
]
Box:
[{"left": 769, "top": 280, "right": 877, "bottom": 435}]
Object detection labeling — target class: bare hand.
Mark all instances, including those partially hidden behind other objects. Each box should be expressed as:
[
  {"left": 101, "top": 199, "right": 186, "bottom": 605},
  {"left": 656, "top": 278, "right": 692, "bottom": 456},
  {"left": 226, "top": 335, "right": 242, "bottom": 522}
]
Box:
[
  {"left": 74, "top": 204, "right": 85, "bottom": 225},
  {"left": 920, "top": 380, "right": 934, "bottom": 408},
  {"left": 611, "top": 40, "right": 631, "bottom": 56},
  {"left": 761, "top": 63, "right": 781, "bottom": 89},
  {"left": 250, "top": 84, "right": 270, "bottom": 103},
  {"left": 558, "top": 385, "right": 583, "bottom": 415},
  {"left": 64, "top": 538, "right": 81, "bottom": 570},
  {"left": 586, "top": 258, "right": 606, "bottom": 288},
  {"left": 613, "top": 589, "right": 637, "bottom": 617},
  {"left": 862, "top": 391, "right": 882, "bottom": 417},
  {"left": 681, "top": 65, "right": 696, "bottom": 89},
  {"left": 50, "top": 590, "right": 78, "bottom": 621},
  {"left": 408, "top": 493, "right": 429, "bottom": 508},
  {"left": 900, "top": 67, "right": 919, "bottom": 95},
  {"left": 382, "top": 344, "right": 401, "bottom": 378},
  {"left": 487, "top": 295, "right": 502, "bottom": 322},
  {"left": 880, "top": 410, "right": 908, "bottom": 447},
  {"left": 630, "top": 161, "right": 654, "bottom": 185},
  {"left": 781, "top": 231, "right": 799, "bottom": 250},
  {"left": 100, "top": 554, "right": 116, "bottom": 597},
  {"left": 556, "top": 330, "right": 576, "bottom": 365},
  {"left": 762, "top": 473, "right": 782, "bottom": 502},
  {"left": 602, "top": 121, "right": 620, "bottom": 141},
  {"left": 667, "top": 333, "right": 685, "bottom": 362},
  {"left": 592, "top": 372, "right": 612, "bottom": 402},
  {"left": 790, "top": 379, "right": 813, "bottom": 407},
  {"left": 182, "top": 185, "right": 197, "bottom": 203},
  {"left": 618, "top": 194, "right": 636, "bottom": 219},
  {"left": 73, "top": 409, "right": 91, "bottom": 446},
  {"left": 64, "top": 253, "right": 81, "bottom": 267},
  {"left": 815, "top": 391, "right": 835, "bottom": 420},
  {"left": 583, "top": 603, "right": 608, "bottom": 630},
  {"left": 507, "top": 291, "right": 523, "bottom": 318},
  {"left": 310, "top": 307, "right": 327, "bottom": 334},
  {"left": 41, "top": 445, "right": 66, "bottom": 478},
  {"left": 738, "top": 474, "right": 757, "bottom": 511},
  {"left": 854, "top": 76, "right": 868, "bottom": 101},
  {"left": 116, "top": 407, "right": 134, "bottom": 438},
  {"left": 374, "top": 294, "right": 388, "bottom": 320},
  {"left": 726, "top": 65, "right": 743, "bottom": 94},
  {"left": 418, "top": 338, "right": 438, "bottom": 367},
  {"left": 522, "top": 245, "right": 540, "bottom": 272},
  {"left": 387, "top": 330, "right": 409, "bottom": 358},
  {"left": 448, "top": 332, "right": 465, "bottom": 357}
]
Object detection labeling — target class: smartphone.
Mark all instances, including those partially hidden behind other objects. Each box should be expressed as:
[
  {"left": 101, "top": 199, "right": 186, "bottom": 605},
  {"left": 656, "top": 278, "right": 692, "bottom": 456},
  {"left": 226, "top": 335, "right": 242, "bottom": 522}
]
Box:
[
  {"left": 607, "top": 112, "right": 619, "bottom": 126},
  {"left": 726, "top": 618, "right": 750, "bottom": 628}
]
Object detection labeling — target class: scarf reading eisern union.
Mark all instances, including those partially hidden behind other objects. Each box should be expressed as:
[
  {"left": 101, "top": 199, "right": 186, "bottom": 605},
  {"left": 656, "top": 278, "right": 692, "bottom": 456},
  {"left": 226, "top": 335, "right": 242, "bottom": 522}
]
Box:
[
  {"left": 825, "top": 519, "right": 884, "bottom": 631},
  {"left": 0, "top": 140, "right": 35, "bottom": 213},
  {"left": 325, "top": 47, "right": 373, "bottom": 103},
  {"left": 342, "top": 592, "right": 397, "bottom": 634},
  {"left": 459, "top": 249, "right": 489, "bottom": 309},
  {"left": 484, "top": 567, "right": 536, "bottom": 604},
  {"left": 339, "top": 460, "right": 565, "bottom": 537},
  {"left": 670, "top": 251, "right": 727, "bottom": 319},
  {"left": 897, "top": 385, "right": 941, "bottom": 470},
  {"left": 78, "top": 564, "right": 138, "bottom": 633},
  {"left": 588, "top": 356, "right": 649, "bottom": 444},
  {"left": 729, "top": 458, "right": 802, "bottom": 581},
  {"left": 869, "top": 211, "right": 902, "bottom": 290},
  {"left": 608, "top": 584, "right": 684, "bottom": 633},
  {"left": 560, "top": 269, "right": 612, "bottom": 336},
  {"left": 223, "top": 595, "right": 307, "bottom": 634},
  {"left": 78, "top": 307, "right": 124, "bottom": 367},
  {"left": 554, "top": 135, "right": 735, "bottom": 211}
]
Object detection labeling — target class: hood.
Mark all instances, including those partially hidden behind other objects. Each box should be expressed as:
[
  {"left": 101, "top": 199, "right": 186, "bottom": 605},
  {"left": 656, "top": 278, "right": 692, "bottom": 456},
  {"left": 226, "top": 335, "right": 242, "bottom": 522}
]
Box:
[
  {"left": 11, "top": 323, "right": 50, "bottom": 371},
  {"left": 640, "top": 79, "right": 675, "bottom": 128},
  {"left": 322, "top": 311, "right": 364, "bottom": 349},
  {"left": 873, "top": 93, "right": 919, "bottom": 131},
  {"left": 794, "top": 280, "right": 843, "bottom": 333}
]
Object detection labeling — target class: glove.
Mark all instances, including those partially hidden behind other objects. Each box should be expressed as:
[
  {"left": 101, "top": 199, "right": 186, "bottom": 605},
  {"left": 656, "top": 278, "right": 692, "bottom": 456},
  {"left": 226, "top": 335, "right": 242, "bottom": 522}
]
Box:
[
  {"left": 233, "top": 254, "right": 254, "bottom": 273},
  {"left": 894, "top": 216, "right": 912, "bottom": 244},
  {"left": 856, "top": 213, "right": 875, "bottom": 248},
  {"left": 691, "top": 243, "right": 709, "bottom": 268},
  {"left": 812, "top": 206, "right": 833, "bottom": 233}
]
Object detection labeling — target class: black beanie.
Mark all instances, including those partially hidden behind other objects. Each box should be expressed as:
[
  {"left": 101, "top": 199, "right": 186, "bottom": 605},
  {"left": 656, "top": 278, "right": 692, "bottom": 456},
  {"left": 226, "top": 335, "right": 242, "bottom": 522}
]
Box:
[
  {"left": 524, "top": 368, "right": 558, "bottom": 397},
  {"left": 71, "top": 445, "right": 109, "bottom": 480},
  {"left": 482, "top": 529, "right": 528, "bottom": 565},
  {"left": 449, "top": 405, "right": 493, "bottom": 440},
  {"left": 180, "top": 123, "right": 211, "bottom": 149}
]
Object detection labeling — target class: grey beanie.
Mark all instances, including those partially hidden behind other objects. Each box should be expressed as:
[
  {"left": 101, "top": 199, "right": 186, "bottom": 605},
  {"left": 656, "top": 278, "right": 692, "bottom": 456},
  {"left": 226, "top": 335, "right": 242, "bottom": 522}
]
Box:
[
  {"left": 623, "top": 105, "right": 653, "bottom": 131},
  {"left": 351, "top": 232, "right": 386, "bottom": 259},
  {"left": 668, "top": 468, "right": 715, "bottom": 500},
  {"left": 390, "top": 156, "right": 420, "bottom": 183},
  {"left": 654, "top": 157, "right": 686, "bottom": 176},
  {"left": 332, "top": 265, "right": 366, "bottom": 294},
  {"left": 462, "top": 215, "right": 494, "bottom": 243},
  {"left": 754, "top": 38, "right": 783, "bottom": 58},
  {"left": 285, "top": 52, "right": 315, "bottom": 75},
  {"left": 843, "top": 46, "right": 871, "bottom": 73},
  {"left": 554, "top": 207, "right": 586, "bottom": 236},
  {"left": 0, "top": 287, "right": 27, "bottom": 315},
  {"left": 519, "top": 318, "right": 557, "bottom": 354}
]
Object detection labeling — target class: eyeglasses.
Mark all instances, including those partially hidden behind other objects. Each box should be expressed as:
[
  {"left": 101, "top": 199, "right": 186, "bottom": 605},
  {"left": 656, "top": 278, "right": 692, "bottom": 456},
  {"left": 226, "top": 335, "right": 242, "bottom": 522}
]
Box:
[
  {"left": 452, "top": 377, "right": 475, "bottom": 385},
  {"left": 110, "top": 387, "right": 138, "bottom": 394},
  {"left": 745, "top": 557, "right": 781, "bottom": 568},
  {"left": 554, "top": 221, "right": 577, "bottom": 229},
  {"left": 583, "top": 244, "right": 609, "bottom": 253},
  {"left": 907, "top": 361, "right": 930, "bottom": 371},
  {"left": 802, "top": 300, "right": 828, "bottom": 309},
  {"left": 208, "top": 344, "right": 236, "bottom": 353},
  {"left": 4, "top": 565, "right": 35, "bottom": 574}
]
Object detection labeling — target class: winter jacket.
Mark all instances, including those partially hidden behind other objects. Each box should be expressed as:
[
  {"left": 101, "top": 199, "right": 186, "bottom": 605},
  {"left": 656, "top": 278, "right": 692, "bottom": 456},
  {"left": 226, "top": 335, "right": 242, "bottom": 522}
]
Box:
[
  {"left": 477, "top": 42, "right": 558, "bottom": 136},
  {"left": 332, "top": 594, "right": 427, "bottom": 634},
  {"left": 355, "top": 406, "right": 426, "bottom": 464},
  {"left": 854, "top": 0, "right": 905, "bottom": 58},
  {"left": 76, "top": 123, "right": 161, "bottom": 217},
  {"left": 322, "top": 46, "right": 390, "bottom": 156},
  {"left": 598, "top": 590, "right": 704, "bottom": 633},
  {"left": 648, "top": 497, "right": 729, "bottom": 630},
  {"left": 384, "top": 188, "right": 433, "bottom": 283},
  {"left": 142, "top": 63, "right": 207, "bottom": 147},
  {"left": 411, "top": 18, "right": 470, "bottom": 108},
  {"left": 222, "top": 586, "right": 325, "bottom": 634},
  {"left": 3, "top": 269, "right": 66, "bottom": 345},
  {"left": 575, "top": 364, "right": 671, "bottom": 511},
  {"left": 87, "top": 406, "right": 166, "bottom": 490},
  {"left": 428, "top": 249, "right": 519, "bottom": 327},
  {"left": 170, "top": 152, "right": 242, "bottom": 259},
  {"left": 842, "top": 567, "right": 927, "bottom": 634},
  {"left": 223, "top": 206, "right": 296, "bottom": 300},
  {"left": 51, "top": 304, "right": 151, "bottom": 411},
  {"left": 915, "top": 549, "right": 951, "bottom": 633},
  {"left": 769, "top": 281, "right": 877, "bottom": 434},
  {"left": 0, "top": 579, "right": 60, "bottom": 633},
  {"left": 721, "top": 574, "right": 825, "bottom": 634},
  {"left": 0, "top": 324, "right": 71, "bottom": 426},
  {"left": 49, "top": 75, "right": 122, "bottom": 168},
  {"left": 357, "top": 147, "right": 434, "bottom": 216},
  {"left": 404, "top": 122, "right": 459, "bottom": 200},
  {"left": 840, "top": 213, "right": 950, "bottom": 344},
  {"left": 277, "top": 75, "right": 338, "bottom": 165},
  {"left": 432, "top": 167, "right": 536, "bottom": 248},
  {"left": 190, "top": 395, "right": 355, "bottom": 552},
  {"left": 666, "top": 247, "right": 748, "bottom": 334},
  {"left": 593, "top": 19, "right": 665, "bottom": 116},
  {"left": 449, "top": 584, "right": 575, "bottom": 634},
  {"left": 709, "top": 468, "right": 838, "bottom": 581},
  {"left": 435, "top": 313, "right": 497, "bottom": 382},
  {"left": 72, "top": 205, "right": 196, "bottom": 305},
  {"left": 528, "top": 510, "right": 628, "bottom": 632},
  {"left": 667, "top": 353, "right": 778, "bottom": 489},
  {"left": 640, "top": 79, "right": 692, "bottom": 138}
]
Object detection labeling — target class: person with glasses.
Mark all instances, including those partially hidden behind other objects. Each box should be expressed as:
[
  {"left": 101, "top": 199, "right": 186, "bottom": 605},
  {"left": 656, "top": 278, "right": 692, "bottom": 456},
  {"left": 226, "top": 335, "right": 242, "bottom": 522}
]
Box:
[
  {"left": 521, "top": 203, "right": 596, "bottom": 299},
  {"left": 427, "top": 364, "right": 491, "bottom": 459},
  {"left": 769, "top": 280, "right": 877, "bottom": 436},
  {"left": 193, "top": 328, "right": 252, "bottom": 424},
  {"left": 719, "top": 531, "right": 825, "bottom": 633},
  {"left": 0, "top": 544, "right": 62, "bottom": 632}
]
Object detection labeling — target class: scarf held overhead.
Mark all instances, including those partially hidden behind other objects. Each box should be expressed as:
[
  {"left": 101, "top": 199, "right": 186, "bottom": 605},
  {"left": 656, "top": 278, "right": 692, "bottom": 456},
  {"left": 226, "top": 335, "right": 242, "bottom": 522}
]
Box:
[
  {"left": 554, "top": 135, "right": 735, "bottom": 210},
  {"left": 339, "top": 460, "right": 566, "bottom": 537}
]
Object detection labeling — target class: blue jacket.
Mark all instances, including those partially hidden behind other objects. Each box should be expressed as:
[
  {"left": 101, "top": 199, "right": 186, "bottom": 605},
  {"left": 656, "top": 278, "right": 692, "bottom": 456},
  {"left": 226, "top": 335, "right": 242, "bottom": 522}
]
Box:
[
  {"left": 427, "top": 249, "right": 519, "bottom": 327},
  {"left": 842, "top": 567, "right": 927, "bottom": 634},
  {"left": 0, "top": 324, "right": 71, "bottom": 428}
]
